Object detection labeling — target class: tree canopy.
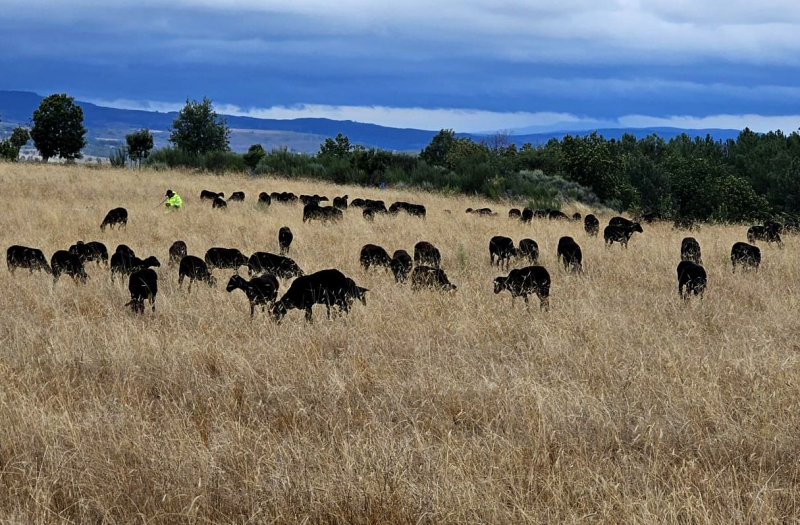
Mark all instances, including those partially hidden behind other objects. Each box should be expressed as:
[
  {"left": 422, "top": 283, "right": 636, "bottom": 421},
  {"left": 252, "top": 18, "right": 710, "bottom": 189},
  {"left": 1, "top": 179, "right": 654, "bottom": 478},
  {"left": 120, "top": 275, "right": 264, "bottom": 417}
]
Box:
[
  {"left": 30, "top": 94, "right": 87, "bottom": 162},
  {"left": 169, "top": 97, "right": 230, "bottom": 155},
  {"left": 126, "top": 129, "right": 154, "bottom": 165}
]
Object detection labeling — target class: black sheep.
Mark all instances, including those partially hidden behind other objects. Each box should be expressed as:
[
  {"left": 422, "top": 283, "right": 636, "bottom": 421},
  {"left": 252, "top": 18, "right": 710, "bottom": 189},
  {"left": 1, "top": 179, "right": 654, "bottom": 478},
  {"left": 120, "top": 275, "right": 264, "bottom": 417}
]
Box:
[
  {"left": 205, "top": 247, "right": 248, "bottom": 271},
  {"left": 389, "top": 201, "right": 426, "bottom": 218},
  {"left": 508, "top": 208, "right": 522, "bottom": 220},
  {"left": 548, "top": 210, "right": 570, "bottom": 221},
  {"left": 100, "top": 207, "right": 128, "bottom": 231},
  {"left": 731, "top": 242, "right": 761, "bottom": 272},
  {"left": 414, "top": 241, "right": 441, "bottom": 269},
  {"left": 494, "top": 265, "right": 551, "bottom": 310},
  {"left": 110, "top": 253, "right": 160, "bottom": 281},
  {"left": 200, "top": 190, "right": 224, "bottom": 201},
  {"left": 489, "top": 236, "right": 517, "bottom": 268},
  {"left": 69, "top": 241, "right": 109, "bottom": 265},
  {"left": 115, "top": 244, "right": 135, "bottom": 258},
  {"left": 572, "top": 213, "right": 582, "bottom": 221},
  {"left": 303, "top": 203, "right": 343, "bottom": 223},
  {"left": 411, "top": 266, "right": 457, "bottom": 291},
  {"left": 681, "top": 237, "right": 702, "bottom": 265},
  {"left": 226, "top": 274, "right": 280, "bottom": 318},
  {"left": 6, "top": 245, "right": 51, "bottom": 274},
  {"left": 178, "top": 255, "right": 217, "bottom": 290},
  {"left": 584, "top": 214, "right": 600, "bottom": 236},
  {"left": 521, "top": 208, "right": 534, "bottom": 223},
  {"left": 212, "top": 197, "right": 227, "bottom": 209},
  {"left": 557, "top": 237, "right": 583, "bottom": 273},
  {"left": 747, "top": 224, "right": 782, "bottom": 246},
  {"left": 51, "top": 250, "right": 88, "bottom": 283},
  {"left": 390, "top": 249, "right": 413, "bottom": 283},
  {"left": 169, "top": 240, "right": 187, "bottom": 266},
  {"left": 229, "top": 191, "right": 245, "bottom": 202},
  {"left": 333, "top": 195, "right": 349, "bottom": 209},
  {"left": 278, "top": 226, "right": 293, "bottom": 255},
  {"left": 360, "top": 244, "right": 393, "bottom": 270},
  {"left": 518, "top": 239, "right": 539, "bottom": 264},
  {"left": 272, "top": 269, "right": 368, "bottom": 322},
  {"left": 248, "top": 252, "right": 304, "bottom": 279},
  {"left": 126, "top": 268, "right": 158, "bottom": 314},
  {"left": 258, "top": 192, "right": 271, "bottom": 206},
  {"left": 363, "top": 208, "right": 375, "bottom": 221},
  {"left": 604, "top": 223, "right": 643, "bottom": 248},
  {"left": 677, "top": 261, "right": 707, "bottom": 300}
]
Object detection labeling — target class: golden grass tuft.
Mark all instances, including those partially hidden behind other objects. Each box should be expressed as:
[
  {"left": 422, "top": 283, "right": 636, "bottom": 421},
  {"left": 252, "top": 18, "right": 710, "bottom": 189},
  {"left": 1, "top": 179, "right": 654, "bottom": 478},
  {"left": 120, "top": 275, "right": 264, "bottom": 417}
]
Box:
[{"left": 1, "top": 163, "right": 799, "bottom": 523}]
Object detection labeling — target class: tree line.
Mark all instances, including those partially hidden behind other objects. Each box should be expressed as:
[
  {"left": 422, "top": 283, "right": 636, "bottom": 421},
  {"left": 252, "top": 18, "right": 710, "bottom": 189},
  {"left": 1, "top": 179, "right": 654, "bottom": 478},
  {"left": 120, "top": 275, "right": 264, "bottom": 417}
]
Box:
[{"left": 3, "top": 93, "right": 800, "bottom": 222}]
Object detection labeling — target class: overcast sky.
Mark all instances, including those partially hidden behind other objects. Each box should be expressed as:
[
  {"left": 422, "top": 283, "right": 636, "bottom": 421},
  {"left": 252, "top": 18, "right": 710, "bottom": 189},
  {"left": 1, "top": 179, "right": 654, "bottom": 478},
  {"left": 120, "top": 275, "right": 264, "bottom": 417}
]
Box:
[{"left": 2, "top": 0, "right": 800, "bottom": 132}]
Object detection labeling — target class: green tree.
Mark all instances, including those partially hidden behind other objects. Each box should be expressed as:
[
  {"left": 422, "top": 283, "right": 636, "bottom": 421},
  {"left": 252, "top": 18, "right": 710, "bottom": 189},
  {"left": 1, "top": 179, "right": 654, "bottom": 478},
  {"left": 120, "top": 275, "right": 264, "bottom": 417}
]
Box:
[
  {"left": 420, "top": 129, "right": 456, "bottom": 167},
  {"left": 243, "top": 143, "right": 266, "bottom": 171},
  {"left": 318, "top": 133, "right": 352, "bottom": 158},
  {"left": 169, "top": 97, "right": 230, "bottom": 155},
  {"left": 0, "top": 122, "right": 31, "bottom": 162},
  {"left": 30, "top": 93, "right": 87, "bottom": 162},
  {"left": 126, "top": 129, "right": 154, "bottom": 166}
]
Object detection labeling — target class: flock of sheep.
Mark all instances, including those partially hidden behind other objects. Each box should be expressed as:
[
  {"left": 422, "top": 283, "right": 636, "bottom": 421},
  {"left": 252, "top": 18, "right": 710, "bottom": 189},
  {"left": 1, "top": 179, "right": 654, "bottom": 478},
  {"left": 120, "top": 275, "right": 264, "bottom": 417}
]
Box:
[{"left": 4, "top": 188, "right": 785, "bottom": 321}]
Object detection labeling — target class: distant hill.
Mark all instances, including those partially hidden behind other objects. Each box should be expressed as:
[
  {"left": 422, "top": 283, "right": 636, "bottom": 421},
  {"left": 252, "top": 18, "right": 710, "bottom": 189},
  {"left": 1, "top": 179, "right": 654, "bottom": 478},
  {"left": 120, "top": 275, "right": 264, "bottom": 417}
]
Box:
[{"left": 0, "top": 90, "right": 745, "bottom": 157}]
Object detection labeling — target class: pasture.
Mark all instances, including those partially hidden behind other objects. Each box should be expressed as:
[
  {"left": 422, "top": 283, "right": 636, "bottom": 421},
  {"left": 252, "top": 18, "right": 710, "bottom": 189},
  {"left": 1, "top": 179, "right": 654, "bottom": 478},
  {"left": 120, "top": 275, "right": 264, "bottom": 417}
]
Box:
[{"left": 1, "top": 163, "right": 799, "bottom": 523}]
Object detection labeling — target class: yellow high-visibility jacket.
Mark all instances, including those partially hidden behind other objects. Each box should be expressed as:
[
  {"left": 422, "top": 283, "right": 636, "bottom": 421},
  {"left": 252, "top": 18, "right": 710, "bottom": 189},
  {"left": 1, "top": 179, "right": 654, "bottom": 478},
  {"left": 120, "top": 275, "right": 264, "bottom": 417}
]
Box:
[{"left": 166, "top": 193, "right": 183, "bottom": 209}]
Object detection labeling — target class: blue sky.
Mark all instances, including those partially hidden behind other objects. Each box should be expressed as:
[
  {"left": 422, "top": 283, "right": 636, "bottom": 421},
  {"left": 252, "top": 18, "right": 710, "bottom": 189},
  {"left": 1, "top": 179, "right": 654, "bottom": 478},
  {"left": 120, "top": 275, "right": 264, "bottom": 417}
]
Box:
[{"left": 2, "top": 0, "right": 800, "bottom": 133}]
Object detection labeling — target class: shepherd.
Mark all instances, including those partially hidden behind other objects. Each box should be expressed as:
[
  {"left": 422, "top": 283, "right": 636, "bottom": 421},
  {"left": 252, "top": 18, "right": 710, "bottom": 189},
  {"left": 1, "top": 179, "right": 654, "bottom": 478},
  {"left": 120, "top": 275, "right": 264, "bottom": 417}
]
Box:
[{"left": 165, "top": 189, "right": 183, "bottom": 210}]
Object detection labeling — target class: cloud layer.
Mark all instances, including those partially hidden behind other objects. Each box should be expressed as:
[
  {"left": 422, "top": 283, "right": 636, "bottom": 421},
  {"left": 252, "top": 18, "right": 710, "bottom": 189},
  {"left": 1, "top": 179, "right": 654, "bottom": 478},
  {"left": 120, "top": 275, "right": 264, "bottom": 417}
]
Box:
[{"left": 2, "top": 0, "right": 800, "bottom": 132}]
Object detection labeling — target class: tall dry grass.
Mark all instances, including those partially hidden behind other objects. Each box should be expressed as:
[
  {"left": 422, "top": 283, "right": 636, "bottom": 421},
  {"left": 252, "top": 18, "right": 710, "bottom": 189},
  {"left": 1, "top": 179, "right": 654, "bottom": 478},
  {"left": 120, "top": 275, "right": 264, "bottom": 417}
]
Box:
[{"left": 1, "top": 163, "right": 799, "bottom": 523}]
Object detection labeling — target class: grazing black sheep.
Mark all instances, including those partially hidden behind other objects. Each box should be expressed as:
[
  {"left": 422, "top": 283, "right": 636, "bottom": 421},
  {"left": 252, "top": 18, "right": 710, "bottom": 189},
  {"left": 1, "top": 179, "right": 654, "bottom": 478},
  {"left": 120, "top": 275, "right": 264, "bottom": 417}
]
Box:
[
  {"left": 271, "top": 192, "right": 298, "bottom": 204},
  {"left": 572, "top": 213, "right": 582, "bottom": 221},
  {"left": 271, "top": 269, "right": 368, "bottom": 322},
  {"left": 212, "top": 197, "right": 227, "bottom": 209},
  {"left": 126, "top": 268, "right": 158, "bottom": 314},
  {"left": 508, "top": 208, "right": 521, "bottom": 220},
  {"left": 350, "top": 198, "right": 366, "bottom": 208},
  {"left": 303, "top": 203, "right": 343, "bottom": 223},
  {"left": 518, "top": 239, "right": 539, "bottom": 264},
  {"left": 414, "top": 241, "right": 441, "bottom": 269},
  {"left": 359, "top": 244, "right": 393, "bottom": 271},
  {"left": 248, "top": 252, "right": 304, "bottom": 279},
  {"left": 168, "top": 240, "right": 187, "bottom": 266},
  {"left": 300, "top": 194, "right": 328, "bottom": 206},
  {"left": 557, "top": 237, "right": 583, "bottom": 273},
  {"left": 115, "top": 244, "right": 135, "bottom": 258},
  {"left": 389, "top": 201, "right": 427, "bottom": 218},
  {"left": 258, "top": 192, "right": 271, "bottom": 206},
  {"left": 390, "top": 249, "right": 413, "bottom": 283},
  {"left": 609, "top": 216, "right": 635, "bottom": 228},
  {"left": 467, "top": 207, "right": 495, "bottom": 216},
  {"left": 200, "top": 190, "right": 224, "bottom": 201},
  {"left": 494, "top": 265, "right": 551, "bottom": 310},
  {"left": 363, "top": 200, "right": 389, "bottom": 214},
  {"left": 548, "top": 210, "right": 570, "bottom": 221},
  {"left": 7, "top": 245, "right": 51, "bottom": 274},
  {"left": 333, "top": 195, "right": 349, "bottom": 209},
  {"left": 110, "top": 253, "right": 160, "bottom": 281},
  {"left": 178, "top": 255, "right": 217, "bottom": 290},
  {"left": 226, "top": 274, "right": 280, "bottom": 318},
  {"left": 604, "top": 223, "right": 643, "bottom": 248},
  {"left": 205, "top": 248, "right": 248, "bottom": 271},
  {"left": 100, "top": 207, "right": 128, "bottom": 231},
  {"left": 584, "top": 214, "right": 600, "bottom": 236},
  {"left": 411, "top": 266, "right": 457, "bottom": 291},
  {"left": 677, "top": 261, "right": 706, "bottom": 300},
  {"left": 747, "top": 224, "right": 782, "bottom": 246},
  {"left": 51, "top": 250, "right": 88, "bottom": 283},
  {"left": 489, "top": 236, "right": 517, "bottom": 268},
  {"left": 681, "top": 237, "right": 702, "bottom": 265},
  {"left": 229, "top": 191, "right": 245, "bottom": 202},
  {"left": 731, "top": 242, "right": 761, "bottom": 272},
  {"left": 363, "top": 208, "right": 375, "bottom": 221},
  {"left": 278, "top": 226, "right": 293, "bottom": 255},
  {"left": 521, "top": 208, "right": 534, "bottom": 223},
  {"left": 69, "top": 241, "right": 108, "bottom": 265}
]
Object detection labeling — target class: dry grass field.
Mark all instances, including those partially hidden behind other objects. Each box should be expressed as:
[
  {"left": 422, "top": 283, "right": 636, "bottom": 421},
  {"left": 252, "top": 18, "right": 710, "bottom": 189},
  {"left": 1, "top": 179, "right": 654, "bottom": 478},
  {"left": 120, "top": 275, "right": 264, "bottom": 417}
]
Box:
[{"left": 1, "top": 163, "right": 799, "bottom": 523}]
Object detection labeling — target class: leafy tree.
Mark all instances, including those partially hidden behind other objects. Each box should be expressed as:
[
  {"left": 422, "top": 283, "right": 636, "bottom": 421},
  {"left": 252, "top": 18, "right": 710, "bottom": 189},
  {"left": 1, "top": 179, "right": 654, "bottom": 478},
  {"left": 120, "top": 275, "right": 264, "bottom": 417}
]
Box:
[
  {"left": 318, "top": 133, "right": 352, "bottom": 158},
  {"left": 30, "top": 93, "right": 87, "bottom": 162},
  {"left": 169, "top": 97, "right": 230, "bottom": 155},
  {"left": 243, "top": 143, "right": 266, "bottom": 171},
  {"left": 0, "top": 122, "right": 31, "bottom": 162},
  {"left": 420, "top": 129, "right": 456, "bottom": 167},
  {"left": 126, "top": 129, "right": 154, "bottom": 166}
]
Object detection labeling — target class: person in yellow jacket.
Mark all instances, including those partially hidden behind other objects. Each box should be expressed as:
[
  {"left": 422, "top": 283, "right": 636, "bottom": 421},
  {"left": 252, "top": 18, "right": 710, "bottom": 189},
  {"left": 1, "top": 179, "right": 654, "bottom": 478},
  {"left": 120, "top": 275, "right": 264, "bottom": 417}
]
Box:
[{"left": 165, "top": 189, "right": 183, "bottom": 210}]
